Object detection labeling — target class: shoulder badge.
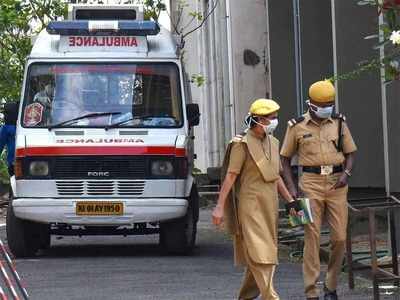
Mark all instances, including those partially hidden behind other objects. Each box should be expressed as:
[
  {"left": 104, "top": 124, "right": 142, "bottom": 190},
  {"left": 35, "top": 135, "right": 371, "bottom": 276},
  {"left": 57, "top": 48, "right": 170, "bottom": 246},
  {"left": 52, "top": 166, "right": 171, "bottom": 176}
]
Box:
[
  {"left": 288, "top": 116, "right": 305, "bottom": 127},
  {"left": 231, "top": 134, "right": 244, "bottom": 143},
  {"left": 332, "top": 113, "right": 346, "bottom": 121}
]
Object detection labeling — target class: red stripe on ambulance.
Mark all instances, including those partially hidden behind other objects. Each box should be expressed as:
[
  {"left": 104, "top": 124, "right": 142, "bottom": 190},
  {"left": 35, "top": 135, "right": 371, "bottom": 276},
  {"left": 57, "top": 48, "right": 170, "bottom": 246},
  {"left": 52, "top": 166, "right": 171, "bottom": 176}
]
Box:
[{"left": 16, "top": 146, "right": 186, "bottom": 157}]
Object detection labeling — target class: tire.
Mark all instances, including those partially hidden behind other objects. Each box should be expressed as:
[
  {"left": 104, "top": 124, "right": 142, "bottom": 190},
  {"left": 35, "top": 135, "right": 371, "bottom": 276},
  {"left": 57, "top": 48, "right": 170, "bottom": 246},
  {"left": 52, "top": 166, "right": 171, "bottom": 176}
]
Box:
[
  {"left": 6, "top": 203, "right": 50, "bottom": 257},
  {"left": 159, "top": 185, "right": 199, "bottom": 255}
]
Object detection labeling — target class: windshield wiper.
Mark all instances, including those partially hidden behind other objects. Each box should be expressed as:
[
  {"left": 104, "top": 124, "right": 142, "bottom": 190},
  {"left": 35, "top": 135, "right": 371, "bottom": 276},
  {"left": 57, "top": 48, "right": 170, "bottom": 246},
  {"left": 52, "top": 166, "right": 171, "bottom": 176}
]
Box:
[
  {"left": 48, "top": 112, "right": 122, "bottom": 130},
  {"left": 104, "top": 115, "right": 157, "bottom": 131}
]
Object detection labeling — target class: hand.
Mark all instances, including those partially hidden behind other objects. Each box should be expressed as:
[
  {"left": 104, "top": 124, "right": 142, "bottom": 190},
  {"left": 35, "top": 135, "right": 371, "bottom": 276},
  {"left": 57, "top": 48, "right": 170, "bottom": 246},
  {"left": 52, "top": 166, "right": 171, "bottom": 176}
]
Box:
[
  {"left": 285, "top": 200, "right": 302, "bottom": 216},
  {"left": 212, "top": 205, "right": 224, "bottom": 227},
  {"left": 288, "top": 205, "right": 298, "bottom": 217},
  {"left": 332, "top": 173, "right": 348, "bottom": 190}
]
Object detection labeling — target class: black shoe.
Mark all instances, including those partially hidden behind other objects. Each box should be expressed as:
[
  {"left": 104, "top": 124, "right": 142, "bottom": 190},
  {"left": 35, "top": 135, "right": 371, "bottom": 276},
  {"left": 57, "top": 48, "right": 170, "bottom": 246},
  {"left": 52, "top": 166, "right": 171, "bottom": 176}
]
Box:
[
  {"left": 306, "top": 298, "right": 319, "bottom": 300},
  {"left": 323, "top": 288, "right": 338, "bottom": 300}
]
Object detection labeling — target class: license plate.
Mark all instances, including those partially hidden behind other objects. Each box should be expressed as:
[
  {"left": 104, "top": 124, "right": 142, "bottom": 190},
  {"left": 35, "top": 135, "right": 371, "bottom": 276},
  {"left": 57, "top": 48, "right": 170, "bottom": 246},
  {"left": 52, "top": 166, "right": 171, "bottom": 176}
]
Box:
[{"left": 76, "top": 202, "right": 123, "bottom": 216}]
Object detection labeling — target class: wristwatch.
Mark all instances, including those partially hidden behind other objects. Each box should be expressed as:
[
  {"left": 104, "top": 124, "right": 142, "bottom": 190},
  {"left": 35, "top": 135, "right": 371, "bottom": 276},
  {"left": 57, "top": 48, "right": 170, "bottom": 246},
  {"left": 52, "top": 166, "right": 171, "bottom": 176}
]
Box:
[{"left": 344, "top": 169, "right": 352, "bottom": 177}]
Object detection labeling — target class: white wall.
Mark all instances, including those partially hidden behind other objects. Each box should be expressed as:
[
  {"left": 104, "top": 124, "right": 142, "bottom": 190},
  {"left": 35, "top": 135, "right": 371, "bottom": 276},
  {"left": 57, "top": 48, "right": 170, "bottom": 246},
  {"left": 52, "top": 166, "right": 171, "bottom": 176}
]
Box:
[
  {"left": 170, "top": 0, "right": 271, "bottom": 172},
  {"left": 229, "top": 0, "right": 270, "bottom": 130}
]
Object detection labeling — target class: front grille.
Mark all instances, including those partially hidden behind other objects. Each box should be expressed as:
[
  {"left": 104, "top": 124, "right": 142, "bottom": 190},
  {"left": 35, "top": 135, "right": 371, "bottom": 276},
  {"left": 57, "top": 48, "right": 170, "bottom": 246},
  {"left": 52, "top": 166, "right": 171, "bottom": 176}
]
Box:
[
  {"left": 21, "top": 155, "right": 187, "bottom": 180},
  {"left": 56, "top": 180, "right": 145, "bottom": 196},
  {"left": 53, "top": 156, "right": 147, "bottom": 179}
]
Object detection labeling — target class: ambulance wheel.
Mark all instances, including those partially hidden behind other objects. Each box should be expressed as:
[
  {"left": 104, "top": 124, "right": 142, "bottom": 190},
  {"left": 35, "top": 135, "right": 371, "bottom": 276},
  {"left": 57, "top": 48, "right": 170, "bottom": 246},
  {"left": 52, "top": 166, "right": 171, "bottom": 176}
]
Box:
[
  {"left": 159, "top": 185, "right": 199, "bottom": 255},
  {"left": 6, "top": 204, "right": 48, "bottom": 257}
]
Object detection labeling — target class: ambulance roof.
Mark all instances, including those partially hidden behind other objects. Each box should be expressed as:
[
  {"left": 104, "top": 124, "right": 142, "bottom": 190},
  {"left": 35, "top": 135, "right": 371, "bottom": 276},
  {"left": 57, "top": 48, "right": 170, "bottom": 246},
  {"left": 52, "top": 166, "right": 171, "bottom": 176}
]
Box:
[{"left": 30, "top": 26, "right": 178, "bottom": 60}]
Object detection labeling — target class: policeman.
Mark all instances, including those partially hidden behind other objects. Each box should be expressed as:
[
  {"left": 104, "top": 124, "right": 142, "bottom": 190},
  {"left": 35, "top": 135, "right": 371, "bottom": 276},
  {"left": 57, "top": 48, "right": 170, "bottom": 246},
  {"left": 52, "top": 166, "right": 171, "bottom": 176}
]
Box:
[
  {"left": 212, "top": 99, "right": 298, "bottom": 300},
  {"left": 280, "top": 80, "right": 357, "bottom": 300}
]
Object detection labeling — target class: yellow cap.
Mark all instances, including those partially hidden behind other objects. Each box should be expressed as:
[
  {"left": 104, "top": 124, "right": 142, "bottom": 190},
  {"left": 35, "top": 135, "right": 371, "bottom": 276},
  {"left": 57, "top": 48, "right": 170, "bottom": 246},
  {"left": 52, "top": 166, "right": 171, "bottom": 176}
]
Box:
[
  {"left": 249, "top": 99, "right": 280, "bottom": 115},
  {"left": 309, "top": 80, "right": 336, "bottom": 103}
]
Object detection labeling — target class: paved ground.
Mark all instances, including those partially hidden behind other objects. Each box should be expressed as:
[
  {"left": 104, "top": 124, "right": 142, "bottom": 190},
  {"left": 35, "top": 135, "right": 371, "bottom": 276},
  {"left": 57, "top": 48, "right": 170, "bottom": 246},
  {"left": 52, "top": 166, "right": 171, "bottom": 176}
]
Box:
[{"left": 0, "top": 206, "right": 395, "bottom": 299}]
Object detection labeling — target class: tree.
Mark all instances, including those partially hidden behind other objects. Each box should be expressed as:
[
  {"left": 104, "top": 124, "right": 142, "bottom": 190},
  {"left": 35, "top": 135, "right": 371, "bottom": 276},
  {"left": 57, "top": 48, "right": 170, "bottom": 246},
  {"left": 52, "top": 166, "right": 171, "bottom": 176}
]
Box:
[{"left": 0, "top": 0, "right": 66, "bottom": 103}]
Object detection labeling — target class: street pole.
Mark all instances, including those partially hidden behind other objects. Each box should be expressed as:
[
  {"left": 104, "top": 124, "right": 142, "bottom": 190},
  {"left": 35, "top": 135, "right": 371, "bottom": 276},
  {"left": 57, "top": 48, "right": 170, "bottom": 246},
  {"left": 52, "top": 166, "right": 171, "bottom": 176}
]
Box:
[
  {"left": 379, "top": 14, "right": 390, "bottom": 197},
  {"left": 225, "top": 0, "right": 236, "bottom": 138},
  {"left": 331, "top": 0, "right": 339, "bottom": 111},
  {"left": 292, "top": 0, "right": 304, "bottom": 115}
]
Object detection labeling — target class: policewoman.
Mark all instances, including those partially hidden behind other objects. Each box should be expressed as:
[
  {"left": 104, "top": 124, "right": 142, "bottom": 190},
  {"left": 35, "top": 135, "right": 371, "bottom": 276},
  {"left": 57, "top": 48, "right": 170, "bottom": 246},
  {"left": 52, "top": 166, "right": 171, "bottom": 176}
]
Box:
[
  {"left": 280, "top": 80, "right": 357, "bottom": 300},
  {"left": 212, "top": 99, "right": 297, "bottom": 300}
]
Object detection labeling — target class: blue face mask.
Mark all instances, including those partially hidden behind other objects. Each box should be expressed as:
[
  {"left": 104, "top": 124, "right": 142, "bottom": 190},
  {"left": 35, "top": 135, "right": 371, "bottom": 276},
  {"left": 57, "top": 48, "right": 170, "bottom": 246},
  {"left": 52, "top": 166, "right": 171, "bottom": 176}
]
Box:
[{"left": 308, "top": 101, "right": 334, "bottom": 119}]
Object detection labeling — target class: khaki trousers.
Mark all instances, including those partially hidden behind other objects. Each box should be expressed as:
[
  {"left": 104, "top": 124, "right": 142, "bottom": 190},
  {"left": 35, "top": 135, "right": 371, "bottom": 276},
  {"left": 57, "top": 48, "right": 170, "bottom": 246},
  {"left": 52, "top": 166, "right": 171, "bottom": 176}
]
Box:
[
  {"left": 300, "top": 173, "right": 348, "bottom": 298},
  {"left": 238, "top": 248, "right": 279, "bottom": 300}
]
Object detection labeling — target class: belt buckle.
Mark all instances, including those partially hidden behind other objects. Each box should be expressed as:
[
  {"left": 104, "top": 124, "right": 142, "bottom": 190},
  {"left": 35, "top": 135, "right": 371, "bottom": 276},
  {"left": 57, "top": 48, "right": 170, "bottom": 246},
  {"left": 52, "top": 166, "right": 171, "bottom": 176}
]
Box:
[{"left": 321, "top": 165, "right": 333, "bottom": 175}]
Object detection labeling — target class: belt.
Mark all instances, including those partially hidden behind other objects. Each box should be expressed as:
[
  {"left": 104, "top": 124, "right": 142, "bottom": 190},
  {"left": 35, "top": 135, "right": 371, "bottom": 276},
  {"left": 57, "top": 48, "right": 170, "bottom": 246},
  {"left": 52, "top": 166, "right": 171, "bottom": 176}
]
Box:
[{"left": 302, "top": 165, "right": 343, "bottom": 175}]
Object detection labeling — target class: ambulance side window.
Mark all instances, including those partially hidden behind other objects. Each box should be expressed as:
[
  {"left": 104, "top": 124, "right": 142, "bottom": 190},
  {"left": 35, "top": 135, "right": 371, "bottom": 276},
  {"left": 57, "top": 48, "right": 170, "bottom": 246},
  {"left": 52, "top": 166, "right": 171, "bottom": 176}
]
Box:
[{"left": 24, "top": 70, "right": 54, "bottom": 126}]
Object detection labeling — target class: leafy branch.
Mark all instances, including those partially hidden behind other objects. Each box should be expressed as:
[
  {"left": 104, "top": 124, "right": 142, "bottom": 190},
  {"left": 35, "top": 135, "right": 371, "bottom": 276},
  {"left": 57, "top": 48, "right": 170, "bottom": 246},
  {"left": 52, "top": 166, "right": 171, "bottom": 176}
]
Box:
[
  {"left": 331, "top": 1, "right": 400, "bottom": 83},
  {"left": 182, "top": 0, "right": 219, "bottom": 39}
]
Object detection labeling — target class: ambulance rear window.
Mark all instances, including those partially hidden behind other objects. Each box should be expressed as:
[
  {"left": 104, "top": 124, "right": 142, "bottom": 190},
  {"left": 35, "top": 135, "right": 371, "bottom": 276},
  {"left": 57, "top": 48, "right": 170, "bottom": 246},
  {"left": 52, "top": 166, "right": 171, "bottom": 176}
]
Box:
[{"left": 22, "top": 63, "right": 183, "bottom": 129}]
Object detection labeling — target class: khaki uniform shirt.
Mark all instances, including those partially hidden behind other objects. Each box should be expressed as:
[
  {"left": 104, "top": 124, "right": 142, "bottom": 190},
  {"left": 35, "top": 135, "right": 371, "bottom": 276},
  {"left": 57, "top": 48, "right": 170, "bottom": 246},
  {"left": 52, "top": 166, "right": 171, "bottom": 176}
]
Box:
[
  {"left": 280, "top": 112, "right": 357, "bottom": 166},
  {"left": 225, "top": 130, "right": 280, "bottom": 265}
]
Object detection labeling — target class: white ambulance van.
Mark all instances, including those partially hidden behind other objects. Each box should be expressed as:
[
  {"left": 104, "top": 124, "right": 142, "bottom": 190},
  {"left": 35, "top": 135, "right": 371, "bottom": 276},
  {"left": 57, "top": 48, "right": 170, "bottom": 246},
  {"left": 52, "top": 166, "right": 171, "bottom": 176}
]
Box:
[{"left": 6, "top": 5, "right": 200, "bottom": 257}]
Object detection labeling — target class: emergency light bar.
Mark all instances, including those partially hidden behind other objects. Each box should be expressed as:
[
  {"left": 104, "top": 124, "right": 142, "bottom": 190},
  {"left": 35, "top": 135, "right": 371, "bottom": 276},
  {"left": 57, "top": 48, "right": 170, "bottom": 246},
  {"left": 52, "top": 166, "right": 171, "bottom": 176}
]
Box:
[{"left": 47, "top": 20, "right": 160, "bottom": 36}]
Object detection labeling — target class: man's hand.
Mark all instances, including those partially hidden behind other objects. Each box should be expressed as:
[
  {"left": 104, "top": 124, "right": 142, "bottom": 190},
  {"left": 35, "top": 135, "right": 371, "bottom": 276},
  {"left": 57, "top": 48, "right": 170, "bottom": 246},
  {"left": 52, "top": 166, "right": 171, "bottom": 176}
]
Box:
[
  {"left": 332, "top": 173, "right": 348, "bottom": 190},
  {"left": 212, "top": 205, "right": 224, "bottom": 227},
  {"left": 285, "top": 200, "right": 302, "bottom": 216}
]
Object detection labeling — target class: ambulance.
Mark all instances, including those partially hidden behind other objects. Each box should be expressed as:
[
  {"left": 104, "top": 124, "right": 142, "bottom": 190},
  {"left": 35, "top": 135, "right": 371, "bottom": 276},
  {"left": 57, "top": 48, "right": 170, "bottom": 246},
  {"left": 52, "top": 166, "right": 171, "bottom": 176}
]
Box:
[{"left": 6, "top": 4, "right": 200, "bottom": 257}]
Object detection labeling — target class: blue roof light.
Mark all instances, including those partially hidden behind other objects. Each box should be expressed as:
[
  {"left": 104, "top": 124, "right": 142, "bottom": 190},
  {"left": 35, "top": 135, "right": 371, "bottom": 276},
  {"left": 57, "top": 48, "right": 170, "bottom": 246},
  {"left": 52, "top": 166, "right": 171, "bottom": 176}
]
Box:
[{"left": 46, "top": 20, "right": 160, "bottom": 36}]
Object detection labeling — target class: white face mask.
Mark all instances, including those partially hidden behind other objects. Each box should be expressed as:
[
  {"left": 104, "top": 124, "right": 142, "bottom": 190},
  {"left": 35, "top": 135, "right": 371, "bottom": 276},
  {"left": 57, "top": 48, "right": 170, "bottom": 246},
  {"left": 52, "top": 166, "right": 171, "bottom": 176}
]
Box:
[
  {"left": 308, "top": 101, "right": 334, "bottom": 119},
  {"left": 252, "top": 117, "right": 279, "bottom": 134},
  {"left": 266, "top": 118, "right": 279, "bottom": 133}
]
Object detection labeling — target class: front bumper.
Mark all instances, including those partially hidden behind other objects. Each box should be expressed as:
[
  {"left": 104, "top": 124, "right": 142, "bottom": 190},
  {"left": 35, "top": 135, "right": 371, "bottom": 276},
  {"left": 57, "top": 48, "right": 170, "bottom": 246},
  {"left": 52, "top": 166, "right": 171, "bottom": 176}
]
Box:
[{"left": 12, "top": 198, "right": 188, "bottom": 225}]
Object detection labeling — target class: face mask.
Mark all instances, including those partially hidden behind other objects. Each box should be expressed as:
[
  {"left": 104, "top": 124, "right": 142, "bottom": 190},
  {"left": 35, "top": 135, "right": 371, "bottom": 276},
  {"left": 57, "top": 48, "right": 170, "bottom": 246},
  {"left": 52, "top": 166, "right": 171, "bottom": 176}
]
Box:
[
  {"left": 266, "top": 118, "right": 279, "bottom": 133},
  {"left": 252, "top": 117, "right": 278, "bottom": 134},
  {"left": 308, "top": 101, "right": 334, "bottom": 119}
]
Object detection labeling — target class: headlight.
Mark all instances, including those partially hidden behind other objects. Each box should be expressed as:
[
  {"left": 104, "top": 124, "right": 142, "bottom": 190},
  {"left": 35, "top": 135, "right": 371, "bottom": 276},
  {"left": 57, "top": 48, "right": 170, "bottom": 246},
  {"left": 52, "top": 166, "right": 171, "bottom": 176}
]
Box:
[
  {"left": 151, "top": 160, "right": 174, "bottom": 177},
  {"left": 29, "top": 161, "right": 49, "bottom": 176}
]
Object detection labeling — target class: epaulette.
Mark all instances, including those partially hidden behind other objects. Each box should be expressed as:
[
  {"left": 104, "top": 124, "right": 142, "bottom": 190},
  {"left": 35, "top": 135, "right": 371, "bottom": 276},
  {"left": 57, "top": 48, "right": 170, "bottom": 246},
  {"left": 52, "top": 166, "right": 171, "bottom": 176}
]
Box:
[
  {"left": 288, "top": 116, "right": 305, "bottom": 127},
  {"left": 231, "top": 133, "right": 244, "bottom": 143},
  {"left": 332, "top": 113, "right": 346, "bottom": 121}
]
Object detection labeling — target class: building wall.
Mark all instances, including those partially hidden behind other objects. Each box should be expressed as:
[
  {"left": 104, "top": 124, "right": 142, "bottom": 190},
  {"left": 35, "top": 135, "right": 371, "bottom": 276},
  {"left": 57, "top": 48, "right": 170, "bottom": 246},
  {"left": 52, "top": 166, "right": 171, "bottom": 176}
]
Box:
[
  {"left": 386, "top": 81, "right": 400, "bottom": 192},
  {"left": 173, "top": 0, "right": 394, "bottom": 191},
  {"left": 268, "top": 0, "right": 333, "bottom": 139},
  {"left": 269, "top": 0, "right": 387, "bottom": 189},
  {"left": 334, "top": 1, "right": 385, "bottom": 188},
  {"left": 170, "top": 0, "right": 271, "bottom": 171},
  {"left": 229, "top": 0, "right": 270, "bottom": 131}
]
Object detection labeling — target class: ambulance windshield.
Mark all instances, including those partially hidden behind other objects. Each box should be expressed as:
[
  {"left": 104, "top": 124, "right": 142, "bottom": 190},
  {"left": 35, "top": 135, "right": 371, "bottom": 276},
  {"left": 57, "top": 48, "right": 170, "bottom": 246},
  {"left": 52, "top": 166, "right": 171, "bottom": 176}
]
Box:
[{"left": 22, "top": 63, "right": 183, "bottom": 128}]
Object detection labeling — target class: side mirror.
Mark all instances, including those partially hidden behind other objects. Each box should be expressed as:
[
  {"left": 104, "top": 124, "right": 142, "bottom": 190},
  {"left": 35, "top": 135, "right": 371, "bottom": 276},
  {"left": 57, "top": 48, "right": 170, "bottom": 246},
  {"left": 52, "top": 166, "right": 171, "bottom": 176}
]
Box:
[{"left": 186, "top": 103, "right": 200, "bottom": 127}]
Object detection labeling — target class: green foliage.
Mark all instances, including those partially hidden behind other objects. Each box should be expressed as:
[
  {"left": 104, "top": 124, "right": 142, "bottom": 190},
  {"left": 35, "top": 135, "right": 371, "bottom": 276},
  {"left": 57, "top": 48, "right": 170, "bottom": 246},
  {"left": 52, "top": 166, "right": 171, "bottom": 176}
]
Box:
[
  {"left": 0, "top": 0, "right": 66, "bottom": 103},
  {"left": 0, "top": 152, "right": 9, "bottom": 184},
  {"left": 329, "top": 58, "right": 383, "bottom": 82},
  {"left": 191, "top": 74, "right": 206, "bottom": 87},
  {"left": 192, "top": 167, "right": 202, "bottom": 175},
  {"left": 141, "top": 0, "right": 166, "bottom": 22},
  {"left": 188, "top": 11, "right": 203, "bottom": 21}
]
